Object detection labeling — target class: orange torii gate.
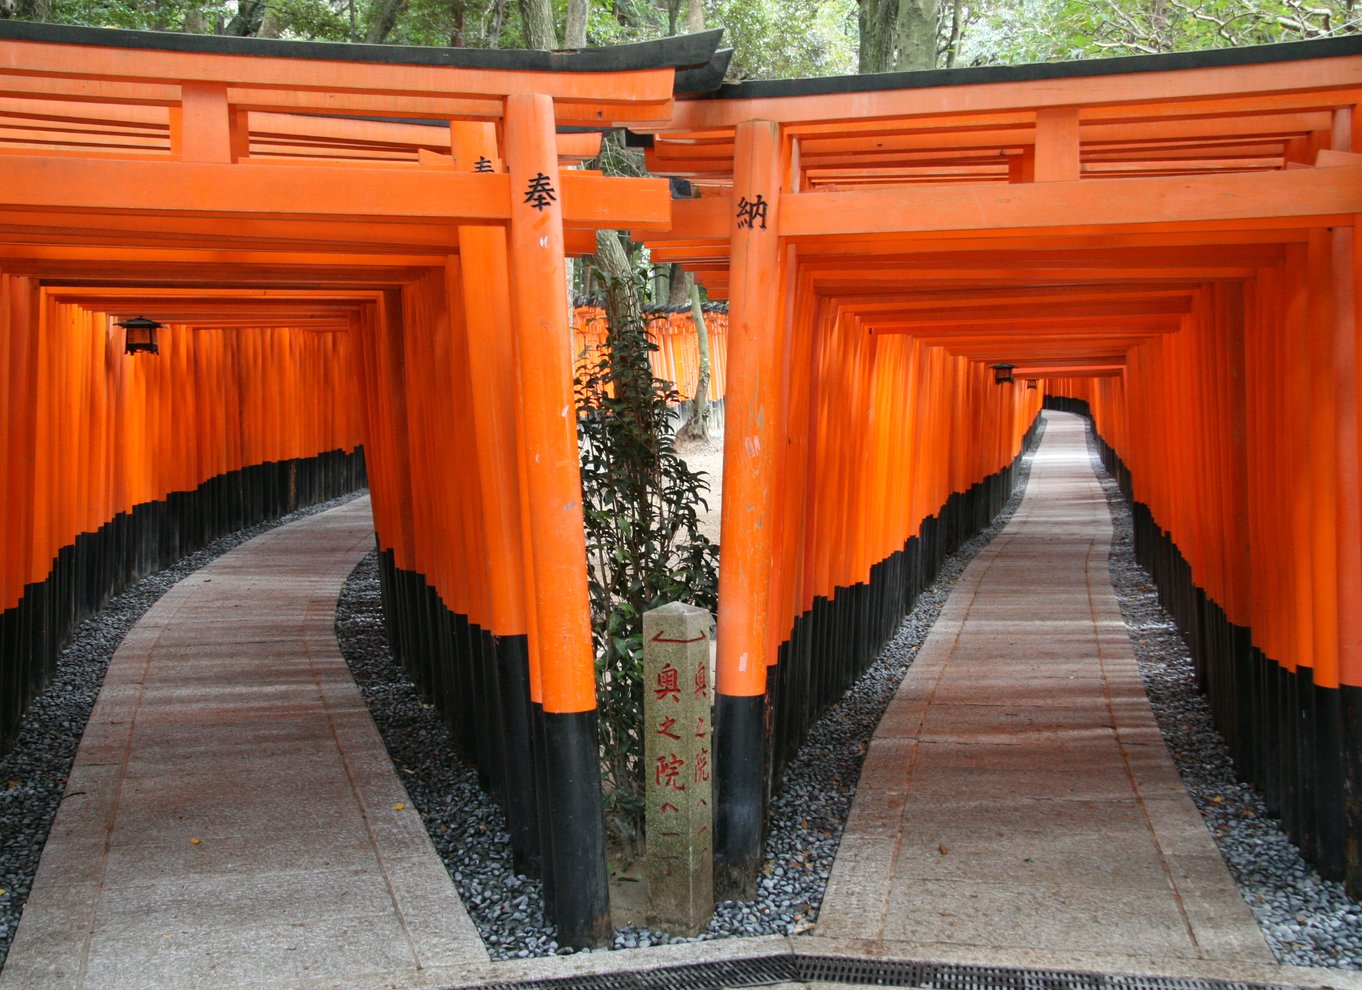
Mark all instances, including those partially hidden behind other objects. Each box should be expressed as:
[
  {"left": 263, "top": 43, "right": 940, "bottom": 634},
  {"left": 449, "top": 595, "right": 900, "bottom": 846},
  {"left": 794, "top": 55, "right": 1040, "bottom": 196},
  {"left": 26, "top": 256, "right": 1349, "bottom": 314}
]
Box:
[
  {"left": 631, "top": 38, "right": 1362, "bottom": 896},
  {"left": 5, "top": 14, "right": 1362, "bottom": 943},
  {"left": 0, "top": 20, "right": 728, "bottom": 946}
]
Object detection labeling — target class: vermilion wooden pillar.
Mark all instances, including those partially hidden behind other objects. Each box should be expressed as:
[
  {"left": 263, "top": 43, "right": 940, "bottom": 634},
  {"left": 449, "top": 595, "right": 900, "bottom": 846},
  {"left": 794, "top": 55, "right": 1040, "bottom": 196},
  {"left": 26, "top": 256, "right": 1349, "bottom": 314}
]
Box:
[
  {"left": 451, "top": 121, "right": 541, "bottom": 877},
  {"left": 502, "top": 92, "right": 611, "bottom": 947},
  {"left": 715, "top": 118, "right": 786, "bottom": 899}
]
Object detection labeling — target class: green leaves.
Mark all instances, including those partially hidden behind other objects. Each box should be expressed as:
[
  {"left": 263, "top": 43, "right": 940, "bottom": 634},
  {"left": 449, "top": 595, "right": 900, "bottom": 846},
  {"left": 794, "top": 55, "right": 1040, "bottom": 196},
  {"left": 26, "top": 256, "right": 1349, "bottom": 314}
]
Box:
[
  {"left": 957, "top": 0, "right": 1359, "bottom": 67},
  {"left": 575, "top": 262, "right": 719, "bottom": 855}
]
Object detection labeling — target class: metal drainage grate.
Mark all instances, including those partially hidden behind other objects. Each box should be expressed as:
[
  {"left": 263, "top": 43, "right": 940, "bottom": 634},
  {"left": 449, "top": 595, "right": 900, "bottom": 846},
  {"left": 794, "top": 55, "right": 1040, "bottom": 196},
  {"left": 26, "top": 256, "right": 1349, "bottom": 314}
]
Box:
[
  {"left": 467, "top": 955, "right": 798, "bottom": 990},
  {"left": 798, "top": 956, "right": 1298, "bottom": 990},
  {"left": 460, "top": 953, "right": 1305, "bottom": 990}
]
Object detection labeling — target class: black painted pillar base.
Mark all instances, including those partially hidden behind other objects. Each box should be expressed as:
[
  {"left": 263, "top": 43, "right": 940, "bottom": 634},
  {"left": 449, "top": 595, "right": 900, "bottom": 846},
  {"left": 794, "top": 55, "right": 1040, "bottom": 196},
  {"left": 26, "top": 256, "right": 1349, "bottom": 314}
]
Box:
[
  {"left": 714, "top": 692, "right": 765, "bottom": 901},
  {"left": 542, "top": 709, "right": 612, "bottom": 948},
  {"left": 496, "top": 635, "right": 541, "bottom": 876},
  {"left": 532, "top": 701, "right": 556, "bottom": 918},
  {"left": 1343, "top": 684, "right": 1362, "bottom": 898}
]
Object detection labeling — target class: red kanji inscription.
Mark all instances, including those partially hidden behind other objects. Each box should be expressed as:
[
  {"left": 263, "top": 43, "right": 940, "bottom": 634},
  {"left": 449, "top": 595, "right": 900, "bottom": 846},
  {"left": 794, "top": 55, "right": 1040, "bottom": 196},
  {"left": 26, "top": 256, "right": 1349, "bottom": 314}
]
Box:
[
  {"left": 654, "top": 663, "right": 680, "bottom": 702},
  {"left": 693, "top": 747, "right": 711, "bottom": 784},
  {"left": 656, "top": 753, "right": 686, "bottom": 791}
]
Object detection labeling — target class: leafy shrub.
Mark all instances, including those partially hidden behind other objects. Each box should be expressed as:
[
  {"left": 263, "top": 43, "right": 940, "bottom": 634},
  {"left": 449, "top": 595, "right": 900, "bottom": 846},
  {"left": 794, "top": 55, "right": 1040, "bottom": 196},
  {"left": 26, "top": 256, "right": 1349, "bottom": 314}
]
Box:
[{"left": 575, "top": 267, "right": 719, "bottom": 859}]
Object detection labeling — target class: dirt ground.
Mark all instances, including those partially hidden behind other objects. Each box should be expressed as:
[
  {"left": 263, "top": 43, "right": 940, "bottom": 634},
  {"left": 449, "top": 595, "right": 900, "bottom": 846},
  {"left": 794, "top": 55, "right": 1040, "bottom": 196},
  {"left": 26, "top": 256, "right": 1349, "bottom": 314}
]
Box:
[{"left": 675, "top": 429, "right": 724, "bottom": 543}]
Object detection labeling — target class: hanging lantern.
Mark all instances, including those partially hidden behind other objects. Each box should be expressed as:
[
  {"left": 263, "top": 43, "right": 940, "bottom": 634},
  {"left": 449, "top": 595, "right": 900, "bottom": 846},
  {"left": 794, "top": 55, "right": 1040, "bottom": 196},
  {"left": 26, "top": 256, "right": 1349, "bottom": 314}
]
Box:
[
  {"left": 991, "top": 363, "right": 1015, "bottom": 384},
  {"left": 116, "top": 316, "right": 163, "bottom": 355},
  {"left": 1026, "top": 379, "right": 1038, "bottom": 391}
]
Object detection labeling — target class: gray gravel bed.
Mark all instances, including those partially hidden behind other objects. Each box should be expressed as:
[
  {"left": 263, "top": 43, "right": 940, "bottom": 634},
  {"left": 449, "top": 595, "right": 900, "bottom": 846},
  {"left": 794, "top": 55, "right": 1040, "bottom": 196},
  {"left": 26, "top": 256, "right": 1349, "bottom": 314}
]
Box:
[
  {"left": 0, "top": 490, "right": 365, "bottom": 972},
  {"left": 333, "top": 424, "right": 1048, "bottom": 958},
  {"left": 1087, "top": 427, "right": 1362, "bottom": 968}
]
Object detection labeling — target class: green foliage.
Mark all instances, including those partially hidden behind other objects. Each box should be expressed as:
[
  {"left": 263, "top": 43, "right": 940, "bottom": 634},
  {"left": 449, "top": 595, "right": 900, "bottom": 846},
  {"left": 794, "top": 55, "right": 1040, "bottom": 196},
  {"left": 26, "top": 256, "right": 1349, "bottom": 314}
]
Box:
[
  {"left": 575, "top": 267, "right": 719, "bottom": 857},
  {"left": 14, "top": 0, "right": 1359, "bottom": 73},
  {"left": 36, "top": 0, "right": 219, "bottom": 30},
  {"left": 710, "top": 0, "right": 858, "bottom": 78},
  {"left": 266, "top": 0, "right": 351, "bottom": 39},
  {"left": 31, "top": 0, "right": 352, "bottom": 37},
  {"left": 584, "top": 0, "right": 668, "bottom": 44},
  {"left": 956, "top": 0, "right": 1361, "bottom": 65}
]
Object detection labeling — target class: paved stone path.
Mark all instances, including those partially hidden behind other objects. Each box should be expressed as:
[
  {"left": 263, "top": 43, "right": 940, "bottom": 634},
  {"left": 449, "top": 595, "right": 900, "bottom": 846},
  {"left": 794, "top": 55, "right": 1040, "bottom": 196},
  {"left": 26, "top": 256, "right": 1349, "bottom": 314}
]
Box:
[
  {"left": 811, "top": 411, "right": 1275, "bottom": 974},
  {"left": 1, "top": 496, "right": 488, "bottom": 990}
]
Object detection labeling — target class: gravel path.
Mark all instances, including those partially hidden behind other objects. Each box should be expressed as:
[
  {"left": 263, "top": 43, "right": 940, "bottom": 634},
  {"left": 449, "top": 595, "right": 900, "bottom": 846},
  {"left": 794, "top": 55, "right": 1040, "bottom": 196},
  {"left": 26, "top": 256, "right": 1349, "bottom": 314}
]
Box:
[{"left": 0, "top": 491, "right": 365, "bottom": 972}]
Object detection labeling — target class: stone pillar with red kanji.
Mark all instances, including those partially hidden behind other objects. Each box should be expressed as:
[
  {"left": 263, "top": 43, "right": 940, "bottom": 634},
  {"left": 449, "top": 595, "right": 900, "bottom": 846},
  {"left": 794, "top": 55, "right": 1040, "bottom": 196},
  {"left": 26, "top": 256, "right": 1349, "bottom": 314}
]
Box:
[{"left": 642, "top": 601, "right": 714, "bottom": 934}]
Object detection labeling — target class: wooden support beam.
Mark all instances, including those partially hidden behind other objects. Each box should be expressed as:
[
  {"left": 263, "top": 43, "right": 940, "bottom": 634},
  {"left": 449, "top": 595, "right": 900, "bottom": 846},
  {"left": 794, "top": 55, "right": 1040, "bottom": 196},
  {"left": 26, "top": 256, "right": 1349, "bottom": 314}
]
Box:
[
  {"left": 0, "top": 37, "right": 678, "bottom": 105},
  {"left": 171, "top": 82, "right": 240, "bottom": 164},
  {"left": 0, "top": 156, "right": 671, "bottom": 228},
  {"left": 1034, "top": 106, "right": 1080, "bottom": 182},
  {"left": 779, "top": 166, "right": 1362, "bottom": 238}
]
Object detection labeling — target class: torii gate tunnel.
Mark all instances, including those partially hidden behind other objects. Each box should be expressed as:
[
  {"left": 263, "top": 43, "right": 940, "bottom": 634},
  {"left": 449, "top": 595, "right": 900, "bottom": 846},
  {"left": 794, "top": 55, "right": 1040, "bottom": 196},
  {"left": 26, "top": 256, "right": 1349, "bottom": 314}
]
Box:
[{"left": 1, "top": 19, "right": 1360, "bottom": 945}]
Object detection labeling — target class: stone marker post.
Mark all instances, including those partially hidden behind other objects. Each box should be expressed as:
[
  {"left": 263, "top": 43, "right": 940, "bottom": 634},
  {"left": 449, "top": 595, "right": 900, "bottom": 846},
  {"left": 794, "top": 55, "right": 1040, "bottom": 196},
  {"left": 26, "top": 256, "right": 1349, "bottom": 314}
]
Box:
[{"left": 642, "top": 601, "right": 714, "bottom": 935}]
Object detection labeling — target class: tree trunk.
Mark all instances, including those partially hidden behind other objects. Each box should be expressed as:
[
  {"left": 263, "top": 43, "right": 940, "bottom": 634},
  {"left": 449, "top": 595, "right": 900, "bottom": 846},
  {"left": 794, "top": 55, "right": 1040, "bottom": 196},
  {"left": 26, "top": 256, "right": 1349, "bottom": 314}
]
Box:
[
  {"left": 858, "top": 0, "right": 897, "bottom": 73},
  {"left": 680, "top": 284, "right": 712, "bottom": 441},
  {"left": 894, "top": 0, "right": 938, "bottom": 70},
  {"left": 667, "top": 264, "right": 692, "bottom": 308},
  {"left": 565, "top": 0, "right": 588, "bottom": 47},
  {"left": 520, "top": 0, "right": 558, "bottom": 49},
  {"left": 596, "top": 229, "right": 642, "bottom": 330},
  {"left": 183, "top": 4, "right": 210, "bottom": 31},
  {"left": 365, "top": 0, "right": 406, "bottom": 42},
  {"left": 859, "top": 0, "right": 940, "bottom": 72},
  {"left": 686, "top": 0, "right": 705, "bottom": 33},
  {"left": 223, "top": 0, "right": 265, "bottom": 35},
  {"left": 257, "top": 6, "right": 285, "bottom": 38},
  {"left": 943, "top": 0, "right": 963, "bottom": 67},
  {"left": 487, "top": 0, "right": 509, "bottom": 47}
]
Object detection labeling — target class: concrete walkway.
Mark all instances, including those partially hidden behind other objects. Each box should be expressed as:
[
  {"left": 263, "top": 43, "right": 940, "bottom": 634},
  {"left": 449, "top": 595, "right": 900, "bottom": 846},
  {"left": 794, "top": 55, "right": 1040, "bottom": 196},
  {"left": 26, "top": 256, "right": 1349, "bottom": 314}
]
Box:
[
  {"left": 811, "top": 411, "right": 1277, "bottom": 977},
  {"left": 1, "top": 496, "right": 488, "bottom": 990}
]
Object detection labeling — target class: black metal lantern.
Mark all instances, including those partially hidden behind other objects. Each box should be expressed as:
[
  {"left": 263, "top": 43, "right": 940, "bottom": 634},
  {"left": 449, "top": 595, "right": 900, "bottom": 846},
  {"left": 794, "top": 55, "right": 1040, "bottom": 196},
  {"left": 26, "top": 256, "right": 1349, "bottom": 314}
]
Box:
[
  {"left": 1026, "top": 379, "right": 1038, "bottom": 391},
  {"left": 116, "top": 316, "right": 163, "bottom": 355},
  {"left": 991, "top": 362, "right": 1015, "bottom": 384}
]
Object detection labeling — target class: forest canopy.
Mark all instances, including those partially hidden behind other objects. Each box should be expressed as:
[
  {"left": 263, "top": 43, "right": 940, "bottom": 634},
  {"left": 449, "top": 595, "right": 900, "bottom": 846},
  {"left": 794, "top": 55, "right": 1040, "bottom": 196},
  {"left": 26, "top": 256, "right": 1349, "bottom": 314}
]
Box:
[{"left": 0, "top": 0, "right": 1356, "bottom": 80}]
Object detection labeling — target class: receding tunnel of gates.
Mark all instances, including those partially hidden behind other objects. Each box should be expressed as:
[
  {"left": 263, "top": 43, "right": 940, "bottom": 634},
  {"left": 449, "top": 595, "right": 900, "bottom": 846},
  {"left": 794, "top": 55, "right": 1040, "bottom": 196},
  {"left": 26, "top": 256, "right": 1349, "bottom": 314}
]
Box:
[
  {"left": 0, "top": 281, "right": 373, "bottom": 752},
  {"left": 1052, "top": 394, "right": 1360, "bottom": 894}
]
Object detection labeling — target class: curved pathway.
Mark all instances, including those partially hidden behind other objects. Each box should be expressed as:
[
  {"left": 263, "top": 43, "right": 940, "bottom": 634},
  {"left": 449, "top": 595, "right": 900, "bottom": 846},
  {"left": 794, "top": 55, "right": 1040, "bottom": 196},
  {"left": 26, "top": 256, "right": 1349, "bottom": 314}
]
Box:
[
  {"left": 1, "top": 496, "right": 488, "bottom": 990},
  {"left": 813, "top": 412, "right": 1276, "bottom": 977}
]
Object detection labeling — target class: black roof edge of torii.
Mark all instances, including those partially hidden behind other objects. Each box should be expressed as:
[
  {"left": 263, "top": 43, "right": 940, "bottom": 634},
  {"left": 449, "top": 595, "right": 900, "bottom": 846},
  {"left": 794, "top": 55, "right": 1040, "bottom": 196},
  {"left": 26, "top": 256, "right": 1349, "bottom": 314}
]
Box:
[
  {"left": 0, "top": 18, "right": 727, "bottom": 82},
  {"left": 701, "top": 33, "right": 1362, "bottom": 101}
]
